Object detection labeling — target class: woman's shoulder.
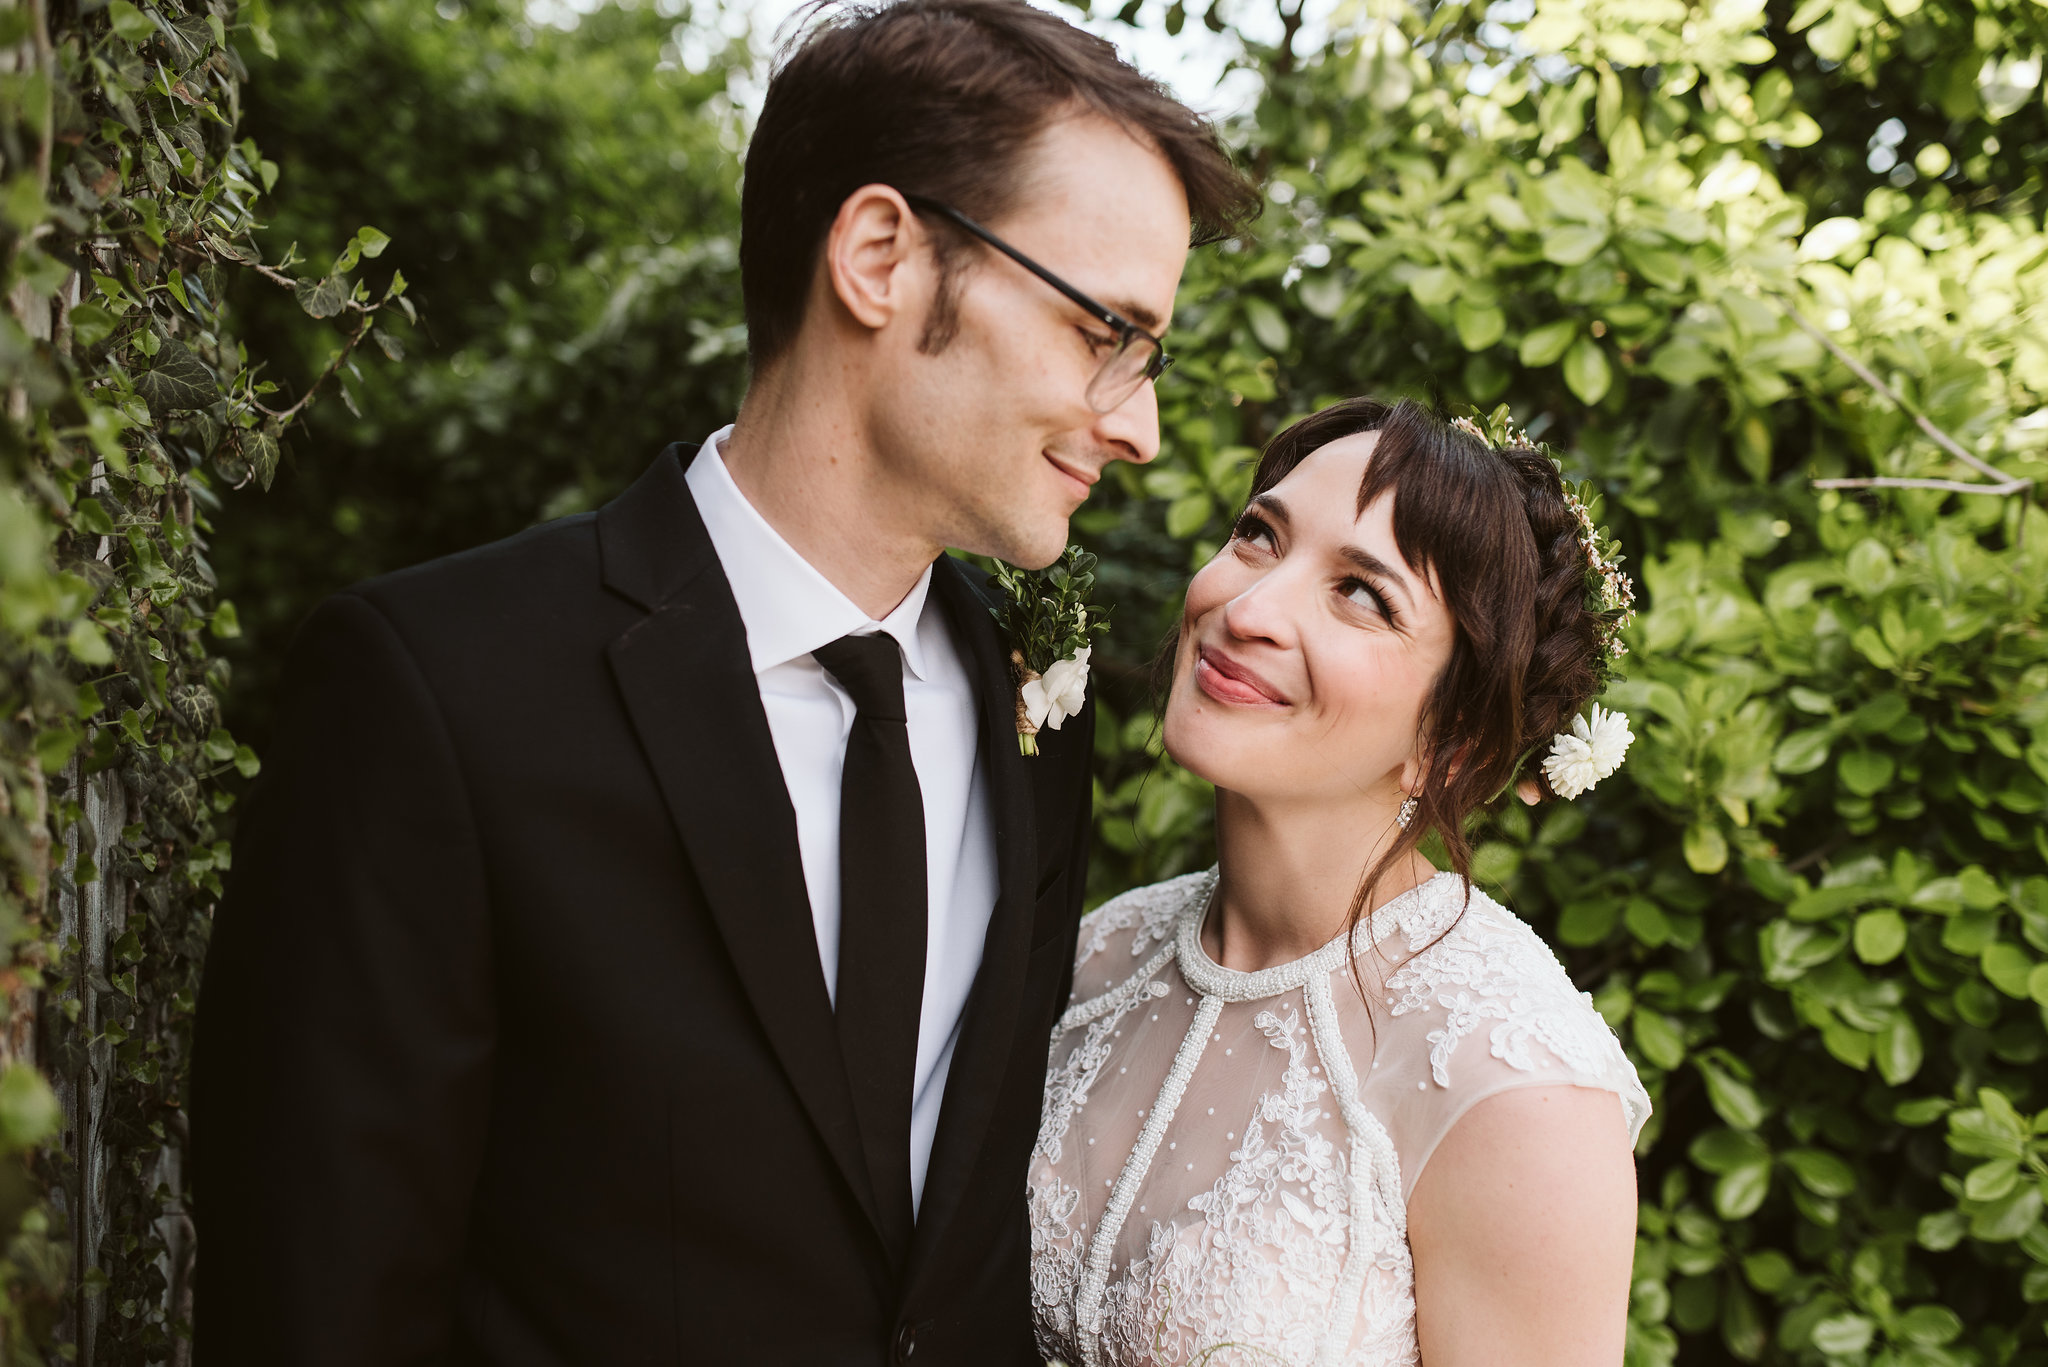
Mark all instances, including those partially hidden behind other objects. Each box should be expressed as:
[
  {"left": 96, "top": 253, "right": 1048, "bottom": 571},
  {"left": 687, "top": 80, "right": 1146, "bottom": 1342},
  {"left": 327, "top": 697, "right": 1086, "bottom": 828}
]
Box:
[
  {"left": 1069, "top": 869, "right": 1209, "bottom": 992},
  {"left": 1382, "top": 880, "right": 1651, "bottom": 1142}
]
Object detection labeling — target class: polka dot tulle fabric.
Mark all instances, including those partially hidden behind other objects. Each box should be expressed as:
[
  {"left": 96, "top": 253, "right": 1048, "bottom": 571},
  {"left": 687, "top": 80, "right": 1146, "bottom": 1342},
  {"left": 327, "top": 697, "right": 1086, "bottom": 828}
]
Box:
[{"left": 1031, "top": 869, "right": 1650, "bottom": 1367}]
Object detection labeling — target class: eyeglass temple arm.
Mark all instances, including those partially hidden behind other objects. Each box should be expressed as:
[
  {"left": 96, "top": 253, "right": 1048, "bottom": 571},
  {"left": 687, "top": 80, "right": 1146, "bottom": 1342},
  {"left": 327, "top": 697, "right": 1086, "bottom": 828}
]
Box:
[{"left": 900, "top": 194, "right": 1134, "bottom": 336}]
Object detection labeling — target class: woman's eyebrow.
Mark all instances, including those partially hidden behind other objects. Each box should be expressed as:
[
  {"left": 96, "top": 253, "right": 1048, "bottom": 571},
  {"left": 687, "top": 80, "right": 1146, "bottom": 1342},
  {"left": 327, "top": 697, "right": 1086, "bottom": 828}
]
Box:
[
  {"left": 1338, "top": 544, "right": 1416, "bottom": 603},
  {"left": 1249, "top": 492, "right": 1290, "bottom": 525}
]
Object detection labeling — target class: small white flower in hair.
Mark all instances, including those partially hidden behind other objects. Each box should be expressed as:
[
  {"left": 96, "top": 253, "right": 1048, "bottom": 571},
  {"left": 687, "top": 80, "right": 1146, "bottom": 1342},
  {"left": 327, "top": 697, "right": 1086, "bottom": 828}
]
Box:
[
  {"left": 1542, "top": 703, "right": 1633, "bottom": 799},
  {"left": 1021, "top": 647, "right": 1092, "bottom": 732}
]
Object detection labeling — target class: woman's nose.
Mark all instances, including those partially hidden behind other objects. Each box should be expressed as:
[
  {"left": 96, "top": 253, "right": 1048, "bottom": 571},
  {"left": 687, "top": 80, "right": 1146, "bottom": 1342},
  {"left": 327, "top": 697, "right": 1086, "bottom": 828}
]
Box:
[{"left": 1220, "top": 568, "right": 1298, "bottom": 649}]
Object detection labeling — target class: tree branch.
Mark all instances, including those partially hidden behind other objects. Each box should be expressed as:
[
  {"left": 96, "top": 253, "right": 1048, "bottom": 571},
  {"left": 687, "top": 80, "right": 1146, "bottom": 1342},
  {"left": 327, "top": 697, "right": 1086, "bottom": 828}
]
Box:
[
  {"left": 1776, "top": 296, "right": 2034, "bottom": 496},
  {"left": 1813, "top": 475, "right": 2033, "bottom": 496},
  {"left": 255, "top": 318, "right": 369, "bottom": 425}
]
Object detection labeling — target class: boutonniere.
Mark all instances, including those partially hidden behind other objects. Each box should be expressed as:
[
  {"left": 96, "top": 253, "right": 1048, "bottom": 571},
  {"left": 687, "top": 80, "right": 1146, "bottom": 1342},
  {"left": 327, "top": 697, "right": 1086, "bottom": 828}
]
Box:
[{"left": 988, "top": 547, "right": 1109, "bottom": 757}]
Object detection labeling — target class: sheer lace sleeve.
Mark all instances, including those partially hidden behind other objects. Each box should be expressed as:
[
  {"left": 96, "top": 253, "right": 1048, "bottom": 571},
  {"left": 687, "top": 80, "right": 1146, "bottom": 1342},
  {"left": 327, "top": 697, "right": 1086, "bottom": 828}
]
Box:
[
  {"left": 1066, "top": 870, "right": 1209, "bottom": 1004},
  {"left": 1356, "top": 884, "right": 1651, "bottom": 1202}
]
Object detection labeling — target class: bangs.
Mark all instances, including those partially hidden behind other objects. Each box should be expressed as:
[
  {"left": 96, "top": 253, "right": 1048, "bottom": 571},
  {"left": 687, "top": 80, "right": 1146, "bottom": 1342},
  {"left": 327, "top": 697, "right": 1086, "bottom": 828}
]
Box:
[{"left": 1247, "top": 397, "right": 1540, "bottom": 638}]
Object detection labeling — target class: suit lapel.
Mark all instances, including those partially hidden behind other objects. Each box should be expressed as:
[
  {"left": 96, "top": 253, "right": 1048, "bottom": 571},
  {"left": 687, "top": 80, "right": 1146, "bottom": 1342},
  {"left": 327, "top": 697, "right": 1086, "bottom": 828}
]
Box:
[
  {"left": 597, "top": 445, "right": 884, "bottom": 1242},
  {"left": 907, "top": 556, "right": 1040, "bottom": 1273}
]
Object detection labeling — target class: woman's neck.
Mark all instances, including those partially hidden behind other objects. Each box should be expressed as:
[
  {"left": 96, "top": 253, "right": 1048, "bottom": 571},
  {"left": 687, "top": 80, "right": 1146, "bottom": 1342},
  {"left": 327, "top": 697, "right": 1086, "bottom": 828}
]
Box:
[{"left": 1203, "top": 787, "right": 1436, "bottom": 974}]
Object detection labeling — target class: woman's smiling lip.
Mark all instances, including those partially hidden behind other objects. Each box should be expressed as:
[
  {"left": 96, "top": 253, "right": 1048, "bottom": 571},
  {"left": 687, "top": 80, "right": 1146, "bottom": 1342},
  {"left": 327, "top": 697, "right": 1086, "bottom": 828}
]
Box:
[{"left": 1195, "top": 643, "right": 1288, "bottom": 707}]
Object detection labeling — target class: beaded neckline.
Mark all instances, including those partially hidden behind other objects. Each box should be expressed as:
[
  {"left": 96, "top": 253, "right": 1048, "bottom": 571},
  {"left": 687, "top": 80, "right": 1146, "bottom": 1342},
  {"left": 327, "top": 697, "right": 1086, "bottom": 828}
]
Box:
[{"left": 1172, "top": 868, "right": 1468, "bottom": 1003}]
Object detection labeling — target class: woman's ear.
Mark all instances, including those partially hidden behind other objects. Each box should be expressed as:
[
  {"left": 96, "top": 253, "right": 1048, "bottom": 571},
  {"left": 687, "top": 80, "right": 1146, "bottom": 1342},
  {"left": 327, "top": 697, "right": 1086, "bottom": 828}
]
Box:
[
  {"left": 1399, "top": 736, "right": 1464, "bottom": 795},
  {"left": 822, "top": 184, "right": 929, "bottom": 333}
]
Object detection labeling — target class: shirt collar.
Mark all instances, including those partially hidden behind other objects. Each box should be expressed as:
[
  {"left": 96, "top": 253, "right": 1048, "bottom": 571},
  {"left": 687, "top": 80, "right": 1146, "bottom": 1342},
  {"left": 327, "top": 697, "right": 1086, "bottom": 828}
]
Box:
[{"left": 685, "top": 425, "right": 935, "bottom": 681}]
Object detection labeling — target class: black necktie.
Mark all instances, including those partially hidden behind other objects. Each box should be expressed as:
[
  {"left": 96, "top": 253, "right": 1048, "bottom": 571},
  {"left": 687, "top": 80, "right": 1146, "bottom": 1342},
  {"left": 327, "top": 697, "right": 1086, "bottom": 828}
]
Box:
[{"left": 812, "top": 633, "right": 927, "bottom": 1262}]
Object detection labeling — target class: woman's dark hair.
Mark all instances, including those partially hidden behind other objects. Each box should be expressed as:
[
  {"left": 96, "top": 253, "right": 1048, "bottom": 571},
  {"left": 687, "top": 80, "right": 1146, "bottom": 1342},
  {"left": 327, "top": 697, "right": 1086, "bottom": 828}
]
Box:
[
  {"left": 1209, "top": 397, "right": 1608, "bottom": 943},
  {"left": 741, "top": 0, "right": 1260, "bottom": 366}
]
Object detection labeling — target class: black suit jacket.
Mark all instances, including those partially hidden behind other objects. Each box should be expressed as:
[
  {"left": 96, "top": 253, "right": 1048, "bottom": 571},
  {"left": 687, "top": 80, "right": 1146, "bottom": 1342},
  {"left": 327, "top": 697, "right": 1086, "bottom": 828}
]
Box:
[{"left": 191, "top": 444, "right": 1094, "bottom": 1365}]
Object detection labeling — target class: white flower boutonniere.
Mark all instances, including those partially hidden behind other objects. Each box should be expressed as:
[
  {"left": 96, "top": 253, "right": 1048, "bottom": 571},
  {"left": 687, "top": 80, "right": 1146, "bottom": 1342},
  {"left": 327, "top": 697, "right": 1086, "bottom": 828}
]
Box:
[{"left": 989, "top": 547, "right": 1109, "bottom": 757}]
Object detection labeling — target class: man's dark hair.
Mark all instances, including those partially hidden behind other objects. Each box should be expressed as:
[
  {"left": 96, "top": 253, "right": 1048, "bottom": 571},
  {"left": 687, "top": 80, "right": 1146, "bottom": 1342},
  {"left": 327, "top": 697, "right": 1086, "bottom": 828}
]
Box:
[{"left": 740, "top": 0, "right": 1259, "bottom": 366}]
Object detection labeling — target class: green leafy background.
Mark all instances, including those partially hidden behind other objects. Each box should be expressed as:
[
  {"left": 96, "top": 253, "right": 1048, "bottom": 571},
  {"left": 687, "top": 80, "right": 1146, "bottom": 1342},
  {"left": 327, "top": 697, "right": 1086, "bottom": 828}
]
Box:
[{"left": 4, "top": 0, "right": 2048, "bottom": 1360}]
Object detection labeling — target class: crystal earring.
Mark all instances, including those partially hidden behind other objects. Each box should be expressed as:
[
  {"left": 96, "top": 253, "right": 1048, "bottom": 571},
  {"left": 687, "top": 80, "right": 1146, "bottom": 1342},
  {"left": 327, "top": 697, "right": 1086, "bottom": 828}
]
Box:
[{"left": 1397, "top": 794, "right": 1419, "bottom": 829}]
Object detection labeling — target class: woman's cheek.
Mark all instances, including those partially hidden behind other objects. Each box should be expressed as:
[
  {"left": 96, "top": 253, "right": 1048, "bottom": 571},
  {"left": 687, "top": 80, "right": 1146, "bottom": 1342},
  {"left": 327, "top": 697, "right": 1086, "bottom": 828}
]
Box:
[{"left": 1183, "top": 555, "right": 1236, "bottom": 622}]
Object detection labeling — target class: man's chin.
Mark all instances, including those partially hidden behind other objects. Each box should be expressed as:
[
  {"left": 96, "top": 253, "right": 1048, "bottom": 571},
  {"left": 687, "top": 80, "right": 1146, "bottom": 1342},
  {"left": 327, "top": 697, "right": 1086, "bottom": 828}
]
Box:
[{"left": 973, "top": 515, "right": 1072, "bottom": 571}]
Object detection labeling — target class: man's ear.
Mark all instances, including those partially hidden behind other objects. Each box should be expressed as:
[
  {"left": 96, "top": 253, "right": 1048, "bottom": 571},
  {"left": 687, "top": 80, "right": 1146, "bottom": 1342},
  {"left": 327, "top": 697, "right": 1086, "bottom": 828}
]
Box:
[{"left": 823, "top": 184, "right": 928, "bottom": 333}]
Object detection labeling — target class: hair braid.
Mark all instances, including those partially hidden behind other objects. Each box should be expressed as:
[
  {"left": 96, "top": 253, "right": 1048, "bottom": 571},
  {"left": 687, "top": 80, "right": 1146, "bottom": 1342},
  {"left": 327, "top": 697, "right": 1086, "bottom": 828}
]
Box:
[{"left": 1500, "top": 446, "right": 1604, "bottom": 795}]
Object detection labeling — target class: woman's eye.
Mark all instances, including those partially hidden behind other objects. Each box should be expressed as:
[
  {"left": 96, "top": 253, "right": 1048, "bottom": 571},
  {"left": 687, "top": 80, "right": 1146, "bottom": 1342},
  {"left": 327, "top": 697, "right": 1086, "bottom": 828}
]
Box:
[
  {"left": 1343, "top": 579, "right": 1392, "bottom": 619},
  {"left": 1079, "top": 328, "right": 1116, "bottom": 354},
  {"left": 1234, "top": 518, "right": 1277, "bottom": 552}
]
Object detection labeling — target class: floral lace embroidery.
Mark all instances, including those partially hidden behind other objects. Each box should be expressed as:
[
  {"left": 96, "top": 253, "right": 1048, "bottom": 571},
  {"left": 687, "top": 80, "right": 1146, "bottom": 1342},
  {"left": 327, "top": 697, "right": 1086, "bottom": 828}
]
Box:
[
  {"left": 1038, "top": 963, "right": 1173, "bottom": 1166},
  {"left": 1033, "top": 873, "right": 1649, "bottom": 1367},
  {"left": 1383, "top": 894, "right": 1651, "bottom": 1136},
  {"left": 1100, "top": 1008, "right": 1359, "bottom": 1367},
  {"left": 1077, "top": 870, "right": 1210, "bottom": 968}
]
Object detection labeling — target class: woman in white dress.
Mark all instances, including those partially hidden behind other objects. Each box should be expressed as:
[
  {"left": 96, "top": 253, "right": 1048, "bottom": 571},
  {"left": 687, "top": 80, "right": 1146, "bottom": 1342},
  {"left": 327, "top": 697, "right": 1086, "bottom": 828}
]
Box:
[{"left": 1032, "top": 398, "right": 1652, "bottom": 1367}]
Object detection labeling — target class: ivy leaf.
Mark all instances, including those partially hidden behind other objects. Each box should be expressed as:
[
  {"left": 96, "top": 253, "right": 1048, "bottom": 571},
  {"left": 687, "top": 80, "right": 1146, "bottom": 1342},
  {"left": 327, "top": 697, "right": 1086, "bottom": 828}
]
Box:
[
  {"left": 0, "top": 1065, "right": 59, "bottom": 1151},
  {"left": 294, "top": 273, "right": 351, "bottom": 319},
  {"left": 65, "top": 620, "right": 113, "bottom": 665},
  {"left": 70, "top": 302, "right": 119, "bottom": 351},
  {"left": 373, "top": 328, "right": 405, "bottom": 362},
  {"left": 242, "top": 422, "right": 281, "bottom": 491},
  {"left": 354, "top": 225, "right": 392, "bottom": 258},
  {"left": 107, "top": 0, "right": 156, "bottom": 45},
  {"left": 133, "top": 337, "right": 221, "bottom": 414},
  {"left": 72, "top": 496, "right": 114, "bottom": 536}
]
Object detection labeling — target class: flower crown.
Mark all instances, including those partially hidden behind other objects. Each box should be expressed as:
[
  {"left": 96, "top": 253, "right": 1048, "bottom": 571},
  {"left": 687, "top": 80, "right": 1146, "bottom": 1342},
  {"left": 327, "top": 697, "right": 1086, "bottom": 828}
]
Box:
[
  {"left": 1450, "top": 404, "right": 1638, "bottom": 799},
  {"left": 1449, "top": 406, "right": 1638, "bottom": 675}
]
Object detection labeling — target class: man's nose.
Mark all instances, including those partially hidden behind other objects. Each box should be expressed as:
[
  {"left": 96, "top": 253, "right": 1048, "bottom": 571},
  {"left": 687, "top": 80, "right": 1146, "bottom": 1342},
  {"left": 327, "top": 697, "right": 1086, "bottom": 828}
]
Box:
[{"left": 1091, "top": 376, "right": 1161, "bottom": 466}]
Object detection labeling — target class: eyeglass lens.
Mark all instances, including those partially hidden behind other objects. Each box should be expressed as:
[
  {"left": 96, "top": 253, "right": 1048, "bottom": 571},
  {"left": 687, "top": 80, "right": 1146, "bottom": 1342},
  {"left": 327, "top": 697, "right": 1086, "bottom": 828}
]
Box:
[{"left": 1086, "top": 331, "right": 1162, "bottom": 414}]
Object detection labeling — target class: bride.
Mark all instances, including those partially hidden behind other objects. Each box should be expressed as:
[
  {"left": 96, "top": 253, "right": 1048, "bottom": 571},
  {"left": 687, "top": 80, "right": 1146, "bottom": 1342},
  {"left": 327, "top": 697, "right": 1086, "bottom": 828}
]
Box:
[{"left": 1032, "top": 398, "right": 1651, "bottom": 1367}]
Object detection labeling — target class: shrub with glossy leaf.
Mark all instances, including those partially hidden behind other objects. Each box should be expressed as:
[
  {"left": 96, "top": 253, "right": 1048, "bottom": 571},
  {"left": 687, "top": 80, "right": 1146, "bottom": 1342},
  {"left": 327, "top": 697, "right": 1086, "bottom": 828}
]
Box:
[{"left": 1070, "top": 0, "right": 2048, "bottom": 1362}]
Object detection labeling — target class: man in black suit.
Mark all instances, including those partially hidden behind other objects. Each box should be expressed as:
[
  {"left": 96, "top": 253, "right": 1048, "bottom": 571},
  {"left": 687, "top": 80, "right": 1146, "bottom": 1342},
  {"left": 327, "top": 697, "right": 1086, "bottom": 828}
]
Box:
[{"left": 191, "top": 2, "right": 1255, "bottom": 1361}]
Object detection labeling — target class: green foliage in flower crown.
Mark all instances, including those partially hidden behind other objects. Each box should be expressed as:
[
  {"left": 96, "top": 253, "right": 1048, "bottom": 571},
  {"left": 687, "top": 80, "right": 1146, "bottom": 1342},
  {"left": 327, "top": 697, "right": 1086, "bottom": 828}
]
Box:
[
  {"left": 1457, "top": 399, "right": 1638, "bottom": 691},
  {"left": 988, "top": 547, "right": 1112, "bottom": 675}
]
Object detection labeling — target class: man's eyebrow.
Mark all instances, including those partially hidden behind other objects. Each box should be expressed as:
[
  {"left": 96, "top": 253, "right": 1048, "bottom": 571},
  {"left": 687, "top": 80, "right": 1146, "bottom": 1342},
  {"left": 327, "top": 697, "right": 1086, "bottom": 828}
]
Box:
[{"left": 1108, "top": 298, "right": 1163, "bottom": 332}]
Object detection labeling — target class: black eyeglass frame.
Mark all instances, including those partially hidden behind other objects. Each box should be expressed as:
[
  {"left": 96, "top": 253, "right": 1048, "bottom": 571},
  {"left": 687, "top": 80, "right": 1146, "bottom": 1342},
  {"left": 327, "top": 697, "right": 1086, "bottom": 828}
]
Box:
[{"left": 898, "top": 192, "right": 1174, "bottom": 409}]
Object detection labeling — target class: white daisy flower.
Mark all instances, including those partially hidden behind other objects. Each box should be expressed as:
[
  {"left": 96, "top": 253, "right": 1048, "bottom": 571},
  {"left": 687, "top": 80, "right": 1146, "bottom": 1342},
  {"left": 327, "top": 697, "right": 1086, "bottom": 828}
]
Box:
[{"left": 1541, "top": 703, "right": 1633, "bottom": 799}]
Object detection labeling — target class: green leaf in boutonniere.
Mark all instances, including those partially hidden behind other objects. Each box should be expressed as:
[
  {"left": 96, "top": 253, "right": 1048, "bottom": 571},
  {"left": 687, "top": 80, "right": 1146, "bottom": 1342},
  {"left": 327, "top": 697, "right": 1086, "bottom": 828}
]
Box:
[{"left": 988, "top": 546, "right": 1110, "bottom": 756}]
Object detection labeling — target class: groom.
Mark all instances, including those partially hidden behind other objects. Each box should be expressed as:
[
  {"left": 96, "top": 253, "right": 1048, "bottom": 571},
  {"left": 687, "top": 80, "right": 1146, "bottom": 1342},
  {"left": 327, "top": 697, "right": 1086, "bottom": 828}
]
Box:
[{"left": 191, "top": 1, "right": 1254, "bottom": 1362}]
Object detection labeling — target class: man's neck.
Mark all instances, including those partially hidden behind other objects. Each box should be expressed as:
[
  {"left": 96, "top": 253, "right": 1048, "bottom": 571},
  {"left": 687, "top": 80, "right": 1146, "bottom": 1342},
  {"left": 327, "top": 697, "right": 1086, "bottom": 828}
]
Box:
[{"left": 720, "top": 378, "right": 943, "bottom": 622}]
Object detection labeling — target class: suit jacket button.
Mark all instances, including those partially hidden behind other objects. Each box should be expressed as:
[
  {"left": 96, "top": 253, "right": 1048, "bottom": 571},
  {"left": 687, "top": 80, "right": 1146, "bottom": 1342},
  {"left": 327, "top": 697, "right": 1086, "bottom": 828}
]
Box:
[{"left": 894, "top": 1322, "right": 917, "bottom": 1361}]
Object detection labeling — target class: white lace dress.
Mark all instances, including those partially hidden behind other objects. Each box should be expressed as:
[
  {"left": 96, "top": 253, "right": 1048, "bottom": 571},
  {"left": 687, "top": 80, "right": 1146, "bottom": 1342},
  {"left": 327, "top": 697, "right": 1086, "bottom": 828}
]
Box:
[{"left": 1030, "top": 869, "right": 1651, "bottom": 1367}]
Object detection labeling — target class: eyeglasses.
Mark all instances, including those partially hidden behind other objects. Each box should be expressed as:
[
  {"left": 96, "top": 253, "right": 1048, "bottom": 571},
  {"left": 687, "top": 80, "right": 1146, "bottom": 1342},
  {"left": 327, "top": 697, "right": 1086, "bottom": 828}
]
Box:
[{"left": 900, "top": 192, "right": 1173, "bottom": 414}]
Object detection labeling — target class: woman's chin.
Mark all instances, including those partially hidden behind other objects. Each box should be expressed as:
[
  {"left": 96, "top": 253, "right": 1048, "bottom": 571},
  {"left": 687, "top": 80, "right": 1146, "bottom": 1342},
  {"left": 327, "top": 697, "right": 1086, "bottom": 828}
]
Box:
[{"left": 1161, "top": 705, "right": 1252, "bottom": 794}]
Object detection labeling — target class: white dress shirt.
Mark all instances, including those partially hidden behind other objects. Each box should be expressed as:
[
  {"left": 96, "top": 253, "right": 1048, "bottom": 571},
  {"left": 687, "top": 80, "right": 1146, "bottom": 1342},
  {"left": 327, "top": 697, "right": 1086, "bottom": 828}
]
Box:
[{"left": 685, "top": 425, "right": 998, "bottom": 1212}]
